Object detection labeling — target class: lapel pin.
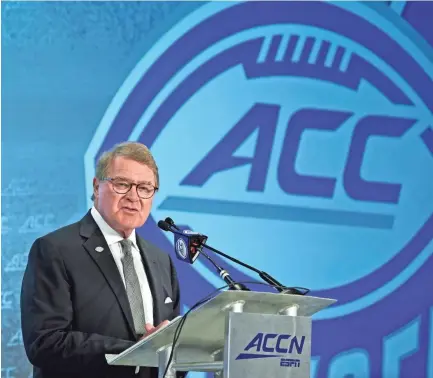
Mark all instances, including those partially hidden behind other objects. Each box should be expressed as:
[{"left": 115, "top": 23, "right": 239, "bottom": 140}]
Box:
[{"left": 95, "top": 246, "right": 104, "bottom": 253}]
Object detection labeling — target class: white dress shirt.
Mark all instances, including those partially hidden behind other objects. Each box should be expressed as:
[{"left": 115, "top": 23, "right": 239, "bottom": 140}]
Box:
[{"left": 91, "top": 206, "right": 154, "bottom": 326}]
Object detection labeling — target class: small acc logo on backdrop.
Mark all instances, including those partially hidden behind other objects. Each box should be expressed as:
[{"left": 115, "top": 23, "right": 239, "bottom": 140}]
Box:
[{"left": 87, "top": 1, "right": 433, "bottom": 375}]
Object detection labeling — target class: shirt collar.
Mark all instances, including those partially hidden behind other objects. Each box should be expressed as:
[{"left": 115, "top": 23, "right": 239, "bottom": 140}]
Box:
[{"left": 91, "top": 206, "right": 138, "bottom": 250}]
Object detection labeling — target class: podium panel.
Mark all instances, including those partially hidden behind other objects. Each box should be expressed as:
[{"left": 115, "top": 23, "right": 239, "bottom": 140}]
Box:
[{"left": 225, "top": 312, "right": 311, "bottom": 378}]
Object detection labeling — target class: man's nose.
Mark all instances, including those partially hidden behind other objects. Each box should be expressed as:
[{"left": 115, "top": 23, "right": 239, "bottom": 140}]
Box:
[{"left": 125, "top": 185, "right": 140, "bottom": 201}]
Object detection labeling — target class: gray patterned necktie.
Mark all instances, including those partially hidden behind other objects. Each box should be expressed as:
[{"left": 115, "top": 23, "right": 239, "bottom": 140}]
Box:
[{"left": 119, "top": 239, "right": 146, "bottom": 334}]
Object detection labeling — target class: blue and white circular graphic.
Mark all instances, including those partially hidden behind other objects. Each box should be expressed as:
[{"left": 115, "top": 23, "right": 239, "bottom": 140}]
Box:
[{"left": 86, "top": 2, "right": 433, "bottom": 376}]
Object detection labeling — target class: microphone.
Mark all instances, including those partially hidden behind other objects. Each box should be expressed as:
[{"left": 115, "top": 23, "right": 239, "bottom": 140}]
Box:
[
  {"left": 157, "top": 220, "right": 172, "bottom": 231},
  {"left": 164, "top": 218, "right": 305, "bottom": 295},
  {"left": 158, "top": 220, "right": 249, "bottom": 291},
  {"left": 165, "top": 217, "right": 180, "bottom": 230}
]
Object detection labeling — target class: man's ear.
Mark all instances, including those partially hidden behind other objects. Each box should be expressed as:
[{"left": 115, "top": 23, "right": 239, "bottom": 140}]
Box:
[{"left": 93, "top": 177, "right": 99, "bottom": 199}]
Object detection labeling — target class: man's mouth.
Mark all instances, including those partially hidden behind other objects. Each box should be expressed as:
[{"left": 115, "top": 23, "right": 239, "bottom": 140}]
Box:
[{"left": 122, "top": 207, "right": 139, "bottom": 212}]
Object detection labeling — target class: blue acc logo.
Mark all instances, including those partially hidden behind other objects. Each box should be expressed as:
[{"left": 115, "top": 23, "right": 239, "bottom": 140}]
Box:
[
  {"left": 87, "top": 1, "right": 433, "bottom": 376},
  {"left": 235, "top": 332, "right": 305, "bottom": 367}
]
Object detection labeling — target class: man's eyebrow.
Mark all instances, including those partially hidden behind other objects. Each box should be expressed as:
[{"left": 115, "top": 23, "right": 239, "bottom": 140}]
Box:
[
  {"left": 114, "top": 176, "right": 153, "bottom": 185},
  {"left": 112, "top": 176, "right": 130, "bottom": 181}
]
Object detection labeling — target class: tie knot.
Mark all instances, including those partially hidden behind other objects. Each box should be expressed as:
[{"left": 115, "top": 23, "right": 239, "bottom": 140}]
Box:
[{"left": 120, "top": 239, "right": 133, "bottom": 254}]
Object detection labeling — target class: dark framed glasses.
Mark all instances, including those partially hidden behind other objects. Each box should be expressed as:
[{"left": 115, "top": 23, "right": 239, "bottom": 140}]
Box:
[{"left": 102, "top": 177, "right": 158, "bottom": 199}]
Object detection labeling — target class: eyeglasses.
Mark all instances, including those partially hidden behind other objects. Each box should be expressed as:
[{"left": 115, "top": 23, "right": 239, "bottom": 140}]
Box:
[{"left": 101, "top": 177, "right": 158, "bottom": 199}]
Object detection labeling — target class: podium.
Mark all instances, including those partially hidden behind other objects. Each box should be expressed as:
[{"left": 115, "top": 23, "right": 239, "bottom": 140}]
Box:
[{"left": 106, "top": 291, "right": 336, "bottom": 378}]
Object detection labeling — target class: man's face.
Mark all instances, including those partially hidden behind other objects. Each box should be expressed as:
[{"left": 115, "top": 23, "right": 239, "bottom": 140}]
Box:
[{"left": 93, "top": 156, "right": 156, "bottom": 237}]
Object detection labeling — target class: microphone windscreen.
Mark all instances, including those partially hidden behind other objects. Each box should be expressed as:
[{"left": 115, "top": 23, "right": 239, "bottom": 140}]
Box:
[
  {"left": 157, "top": 220, "right": 171, "bottom": 231},
  {"left": 165, "top": 217, "right": 181, "bottom": 230},
  {"left": 165, "top": 217, "right": 175, "bottom": 225}
]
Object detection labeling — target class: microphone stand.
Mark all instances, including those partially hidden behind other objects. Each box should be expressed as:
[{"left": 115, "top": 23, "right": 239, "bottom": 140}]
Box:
[
  {"left": 203, "top": 243, "right": 305, "bottom": 295},
  {"left": 200, "top": 250, "right": 250, "bottom": 291}
]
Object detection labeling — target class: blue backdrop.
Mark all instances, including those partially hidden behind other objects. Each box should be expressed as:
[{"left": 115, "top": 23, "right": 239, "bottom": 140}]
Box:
[{"left": 2, "top": 1, "right": 433, "bottom": 378}]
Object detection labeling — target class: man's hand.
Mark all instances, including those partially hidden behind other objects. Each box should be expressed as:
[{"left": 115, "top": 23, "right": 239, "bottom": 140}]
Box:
[{"left": 140, "top": 320, "right": 170, "bottom": 340}]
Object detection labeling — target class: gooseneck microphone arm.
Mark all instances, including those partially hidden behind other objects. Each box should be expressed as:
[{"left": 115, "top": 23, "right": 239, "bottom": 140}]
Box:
[
  {"left": 200, "top": 250, "right": 249, "bottom": 291},
  {"left": 163, "top": 218, "right": 305, "bottom": 295},
  {"left": 202, "top": 243, "right": 292, "bottom": 292},
  {"left": 202, "top": 243, "right": 303, "bottom": 294}
]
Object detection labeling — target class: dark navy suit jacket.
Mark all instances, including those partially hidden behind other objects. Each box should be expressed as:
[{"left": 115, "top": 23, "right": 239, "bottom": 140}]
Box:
[{"left": 21, "top": 211, "right": 181, "bottom": 378}]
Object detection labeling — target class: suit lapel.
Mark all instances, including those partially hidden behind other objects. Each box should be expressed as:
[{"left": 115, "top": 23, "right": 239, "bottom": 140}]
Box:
[
  {"left": 136, "top": 237, "right": 164, "bottom": 325},
  {"left": 80, "top": 212, "right": 136, "bottom": 337}
]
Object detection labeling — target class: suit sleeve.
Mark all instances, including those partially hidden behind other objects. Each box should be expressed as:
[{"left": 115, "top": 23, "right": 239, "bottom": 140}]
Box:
[{"left": 20, "top": 237, "right": 135, "bottom": 373}]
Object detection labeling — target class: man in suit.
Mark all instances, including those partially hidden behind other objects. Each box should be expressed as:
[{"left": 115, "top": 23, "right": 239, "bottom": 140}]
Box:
[{"left": 21, "top": 142, "right": 180, "bottom": 378}]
